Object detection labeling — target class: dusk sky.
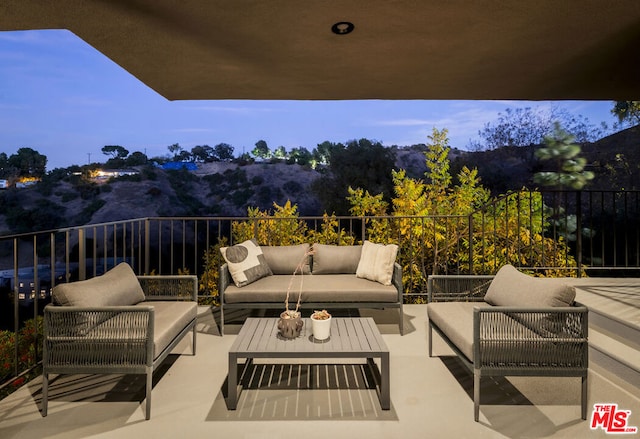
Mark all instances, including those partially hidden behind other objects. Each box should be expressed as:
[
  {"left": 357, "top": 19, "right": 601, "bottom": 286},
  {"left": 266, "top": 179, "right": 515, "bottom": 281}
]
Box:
[{"left": 0, "top": 29, "right": 620, "bottom": 170}]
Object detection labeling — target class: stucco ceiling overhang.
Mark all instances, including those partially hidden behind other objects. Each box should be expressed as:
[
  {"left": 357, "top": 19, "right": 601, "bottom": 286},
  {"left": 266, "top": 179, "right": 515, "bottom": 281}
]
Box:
[{"left": 2, "top": 0, "right": 640, "bottom": 101}]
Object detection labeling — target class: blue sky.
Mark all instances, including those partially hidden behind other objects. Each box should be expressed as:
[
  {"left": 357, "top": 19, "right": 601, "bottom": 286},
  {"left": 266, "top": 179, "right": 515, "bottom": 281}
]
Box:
[{"left": 0, "top": 29, "right": 620, "bottom": 170}]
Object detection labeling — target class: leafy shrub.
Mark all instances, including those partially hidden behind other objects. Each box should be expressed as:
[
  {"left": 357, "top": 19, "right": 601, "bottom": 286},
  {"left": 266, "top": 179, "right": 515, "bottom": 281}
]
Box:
[
  {"left": 251, "top": 175, "right": 264, "bottom": 185},
  {"left": 5, "top": 200, "right": 66, "bottom": 233},
  {"left": 60, "top": 191, "right": 79, "bottom": 202},
  {"left": 0, "top": 317, "right": 43, "bottom": 395},
  {"left": 283, "top": 180, "right": 303, "bottom": 194},
  {"left": 75, "top": 199, "right": 106, "bottom": 224}
]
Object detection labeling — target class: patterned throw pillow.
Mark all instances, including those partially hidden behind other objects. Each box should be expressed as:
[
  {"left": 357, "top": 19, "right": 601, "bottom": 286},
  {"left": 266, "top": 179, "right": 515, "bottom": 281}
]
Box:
[{"left": 220, "top": 239, "right": 273, "bottom": 287}]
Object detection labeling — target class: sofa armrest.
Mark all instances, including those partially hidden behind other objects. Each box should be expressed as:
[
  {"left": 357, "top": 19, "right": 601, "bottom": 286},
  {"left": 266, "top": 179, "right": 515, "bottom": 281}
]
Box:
[
  {"left": 218, "top": 263, "right": 231, "bottom": 303},
  {"left": 137, "top": 275, "right": 198, "bottom": 301},
  {"left": 44, "top": 305, "right": 155, "bottom": 368},
  {"left": 472, "top": 305, "right": 589, "bottom": 370},
  {"left": 392, "top": 262, "right": 403, "bottom": 300},
  {"left": 428, "top": 275, "right": 494, "bottom": 303}
]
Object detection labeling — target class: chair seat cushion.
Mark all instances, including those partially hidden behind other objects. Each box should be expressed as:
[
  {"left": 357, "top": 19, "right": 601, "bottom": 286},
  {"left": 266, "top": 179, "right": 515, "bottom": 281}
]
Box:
[
  {"left": 139, "top": 301, "right": 197, "bottom": 359},
  {"left": 428, "top": 302, "right": 491, "bottom": 361}
]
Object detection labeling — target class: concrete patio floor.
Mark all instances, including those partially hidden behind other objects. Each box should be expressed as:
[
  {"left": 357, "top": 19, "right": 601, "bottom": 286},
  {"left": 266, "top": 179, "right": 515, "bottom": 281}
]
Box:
[{"left": 0, "top": 304, "right": 638, "bottom": 439}]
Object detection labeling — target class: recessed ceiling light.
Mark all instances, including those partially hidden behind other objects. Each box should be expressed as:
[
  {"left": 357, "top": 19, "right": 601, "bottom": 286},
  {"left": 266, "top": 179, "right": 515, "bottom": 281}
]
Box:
[{"left": 331, "top": 22, "right": 355, "bottom": 35}]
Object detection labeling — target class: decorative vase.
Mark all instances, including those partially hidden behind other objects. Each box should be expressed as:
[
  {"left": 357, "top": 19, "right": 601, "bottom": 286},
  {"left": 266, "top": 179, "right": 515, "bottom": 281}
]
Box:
[
  {"left": 278, "top": 311, "right": 304, "bottom": 339},
  {"left": 310, "top": 313, "right": 332, "bottom": 341}
]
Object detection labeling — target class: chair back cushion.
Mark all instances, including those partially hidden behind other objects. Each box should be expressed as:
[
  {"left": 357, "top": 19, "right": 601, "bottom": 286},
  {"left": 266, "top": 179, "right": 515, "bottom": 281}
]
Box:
[
  {"left": 52, "top": 262, "right": 146, "bottom": 307},
  {"left": 484, "top": 264, "right": 575, "bottom": 307}
]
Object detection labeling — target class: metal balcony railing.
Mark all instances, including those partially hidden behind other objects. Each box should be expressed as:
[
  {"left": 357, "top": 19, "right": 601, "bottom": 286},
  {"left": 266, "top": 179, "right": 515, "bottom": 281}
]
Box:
[{"left": 1, "top": 189, "right": 639, "bottom": 394}]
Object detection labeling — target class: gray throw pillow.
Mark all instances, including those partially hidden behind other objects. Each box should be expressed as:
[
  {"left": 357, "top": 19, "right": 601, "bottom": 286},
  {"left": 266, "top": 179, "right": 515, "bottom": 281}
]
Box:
[
  {"left": 312, "top": 244, "right": 363, "bottom": 274},
  {"left": 261, "top": 243, "right": 311, "bottom": 275}
]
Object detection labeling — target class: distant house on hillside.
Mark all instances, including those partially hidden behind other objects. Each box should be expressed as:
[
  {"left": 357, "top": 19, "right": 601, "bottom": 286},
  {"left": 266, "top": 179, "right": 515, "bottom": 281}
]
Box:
[
  {"left": 15, "top": 177, "right": 40, "bottom": 188},
  {"left": 95, "top": 169, "right": 139, "bottom": 180},
  {"left": 161, "top": 161, "right": 198, "bottom": 171},
  {"left": 0, "top": 179, "right": 8, "bottom": 189}
]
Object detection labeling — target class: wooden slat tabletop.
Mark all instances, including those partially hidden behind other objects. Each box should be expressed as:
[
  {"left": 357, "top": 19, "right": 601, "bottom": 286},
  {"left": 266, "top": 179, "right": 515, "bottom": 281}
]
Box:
[{"left": 229, "top": 317, "right": 389, "bottom": 358}]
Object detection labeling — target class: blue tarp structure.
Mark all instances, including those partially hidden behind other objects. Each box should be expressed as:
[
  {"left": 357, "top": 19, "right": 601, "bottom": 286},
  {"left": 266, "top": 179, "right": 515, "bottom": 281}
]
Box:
[{"left": 162, "top": 162, "right": 197, "bottom": 171}]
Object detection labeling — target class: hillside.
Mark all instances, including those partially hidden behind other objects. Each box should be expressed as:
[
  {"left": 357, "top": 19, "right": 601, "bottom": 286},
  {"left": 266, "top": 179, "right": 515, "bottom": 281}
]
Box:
[{"left": 1, "top": 125, "right": 639, "bottom": 236}]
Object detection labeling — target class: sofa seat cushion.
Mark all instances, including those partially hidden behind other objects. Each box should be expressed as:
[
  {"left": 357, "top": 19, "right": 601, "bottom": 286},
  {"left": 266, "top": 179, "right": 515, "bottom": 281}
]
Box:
[
  {"left": 137, "top": 301, "right": 197, "bottom": 359},
  {"left": 223, "top": 274, "right": 398, "bottom": 304},
  {"left": 428, "top": 302, "right": 490, "bottom": 361}
]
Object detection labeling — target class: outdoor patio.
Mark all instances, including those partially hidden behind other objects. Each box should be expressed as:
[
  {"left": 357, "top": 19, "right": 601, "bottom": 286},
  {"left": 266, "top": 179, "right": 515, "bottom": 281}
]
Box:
[{"left": 0, "top": 303, "right": 638, "bottom": 439}]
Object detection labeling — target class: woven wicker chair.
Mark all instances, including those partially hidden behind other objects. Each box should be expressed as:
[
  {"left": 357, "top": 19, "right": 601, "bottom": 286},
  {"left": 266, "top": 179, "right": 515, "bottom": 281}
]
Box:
[
  {"left": 427, "top": 274, "right": 589, "bottom": 422},
  {"left": 42, "top": 272, "right": 198, "bottom": 420}
]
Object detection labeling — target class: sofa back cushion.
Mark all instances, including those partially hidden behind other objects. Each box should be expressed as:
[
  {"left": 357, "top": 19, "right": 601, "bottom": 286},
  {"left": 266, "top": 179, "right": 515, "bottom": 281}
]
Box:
[
  {"left": 220, "top": 239, "right": 273, "bottom": 287},
  {"left": 484, "top": 264, "right": 575, "bottom": 307},
  {"left": 261, "top": 243, "right": 311, "bottom": 275},
  {"left": 311, "top": 244, "right": 362, "bottom": 274},
  {"left": 356, "top": 240, "right": 398, "bottom": 286},
  {"left": 52, "top": 262, "right": 146, "bottom": 307}
]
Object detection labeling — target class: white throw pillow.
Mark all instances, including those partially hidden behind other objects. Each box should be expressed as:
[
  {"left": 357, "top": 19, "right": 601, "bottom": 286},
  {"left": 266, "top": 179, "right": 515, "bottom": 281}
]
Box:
[
  {"left": 356, "top": 240, "right": 398, "bottom": 286},
  {"left": 220, "top": 239, "right": 272, "bottom": 287}
]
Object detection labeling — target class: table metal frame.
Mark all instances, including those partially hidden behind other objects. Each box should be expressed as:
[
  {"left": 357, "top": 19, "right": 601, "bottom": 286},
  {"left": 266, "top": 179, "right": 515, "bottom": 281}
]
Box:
[{"left": 227, "top": 317, "right": 390, "bottom": 410}]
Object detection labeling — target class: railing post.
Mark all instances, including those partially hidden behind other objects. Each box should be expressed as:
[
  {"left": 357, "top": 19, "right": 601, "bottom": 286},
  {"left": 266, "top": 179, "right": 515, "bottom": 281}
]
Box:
[
  {"left": 13, "top": 239, "right": 19, "bottom": 378},
  {"left": 576, "top": 191, "right": 583, "bottom": 277},
  {"left": 145, "top": 218, "right": 151, "bottom": 275},
  {"left": 78, "top": 228, "right": 86, "bottom": 280},
  {"left": 468, "top": 213, "right": 474, "bottom": 275}
]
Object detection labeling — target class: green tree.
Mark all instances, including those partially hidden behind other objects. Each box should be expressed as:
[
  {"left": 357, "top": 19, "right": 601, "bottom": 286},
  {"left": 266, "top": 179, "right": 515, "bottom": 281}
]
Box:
[
  {"left": 101, "top": 145, "right": 129, "bottom": 160},
  {"left": 312, "top": 139, "right": 396, "bottom": 215},
  {"left": 469, "top": 106, "right": 607, "bottom": 151},
  {"left": 273, "top": 146, "right": 287, "bottom": 160},
  {"left": 125, "top": 151, "right": 148, "bottom": 166},
  {"left": 533, "top": 122, "right": 594, "bottom": 190},
  {"left": 0, "top": 152, "right": 12, "bottom": 178},
  {"left": 7, "top": 148, "right": 47, "bottom": 177},
  {"left": 251, "top": 140, "right": 271, "bottom": 160},
  {"left": 287, "top": 147, "right": 312, "bottom": 166},
  {"left": 191, "top": 145, "right": 215, "bottom": 162},
  {"left": 348, "top": 127, "right": 576, "bottom": 295},
  {"left": 313, "top": 141, "right": 334, "bottom": 165},
  {"left": 213, "top": 143, "right": 234, "bottom": 161},
  {"left": 611, "top": 101, "right": 640, "bottom": 126}
]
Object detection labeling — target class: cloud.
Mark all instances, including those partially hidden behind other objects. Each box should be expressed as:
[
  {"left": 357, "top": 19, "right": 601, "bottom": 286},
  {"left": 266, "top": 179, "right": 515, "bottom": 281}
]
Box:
[
  {"left": 169, "top": 128, "right": 218, "bottom": 134},
  {"left": 375, "top": 118, "right": 437, "bottom": 127}
]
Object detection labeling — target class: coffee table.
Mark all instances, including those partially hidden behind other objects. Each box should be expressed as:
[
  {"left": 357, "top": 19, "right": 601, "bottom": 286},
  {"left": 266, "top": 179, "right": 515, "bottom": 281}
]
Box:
[{"left": 227, "top": 317, "right": 390, "bottom": 410}]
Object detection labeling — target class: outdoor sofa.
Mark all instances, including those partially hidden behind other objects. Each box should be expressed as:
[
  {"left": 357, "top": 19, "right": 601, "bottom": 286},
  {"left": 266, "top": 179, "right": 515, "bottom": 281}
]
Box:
[
  {"left": 219, "top": 240, "right": 404, "bottom": 335},
  {"left": 427, "top": 264, "right": 589, "bottom": 421},
  {"left": 42, "top": 262, "right": 198, "bottom": 420}
]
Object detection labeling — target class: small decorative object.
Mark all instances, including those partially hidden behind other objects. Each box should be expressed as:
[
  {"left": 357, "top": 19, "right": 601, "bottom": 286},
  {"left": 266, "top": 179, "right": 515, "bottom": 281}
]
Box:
[
  {"left": 277, "top": 246, "right": 314, "bottom": 339},
  {"left": 310, "top": 309, "right": 332, "bottom": 341},
  {"left": 277, "top": 310, "right": 303, "bottom": 339}
]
